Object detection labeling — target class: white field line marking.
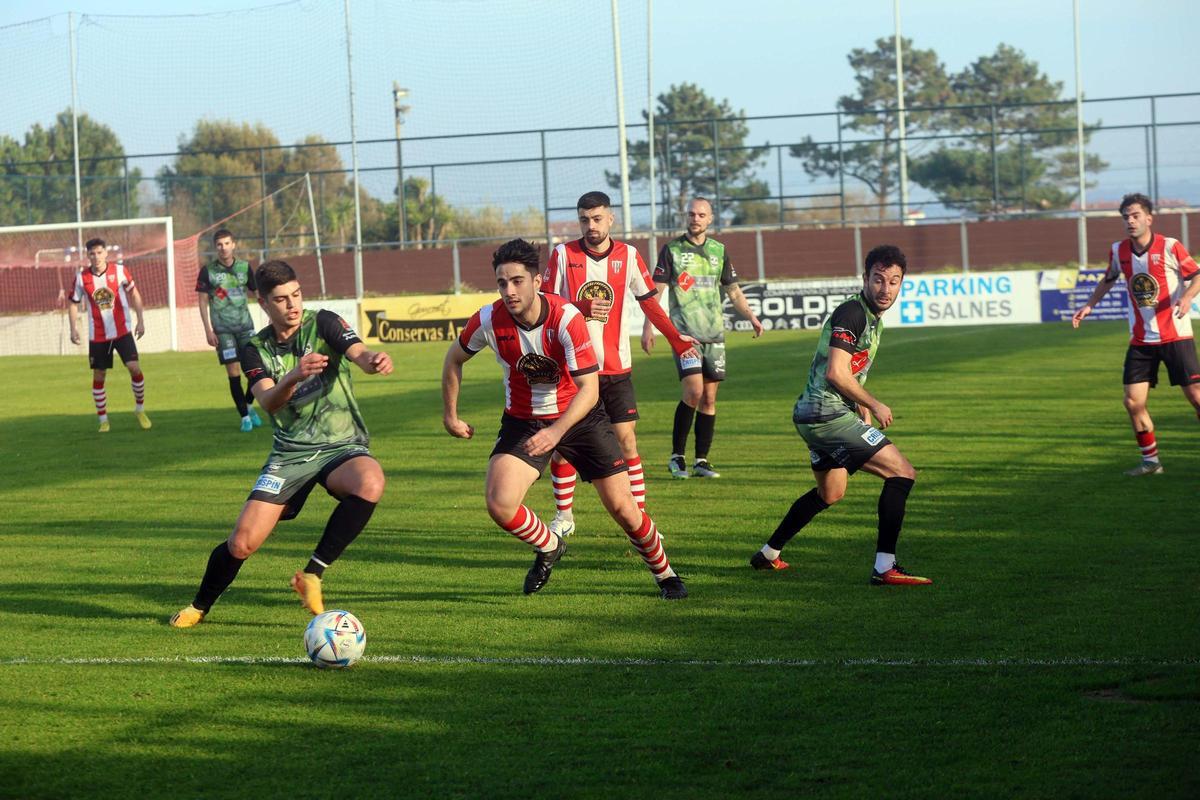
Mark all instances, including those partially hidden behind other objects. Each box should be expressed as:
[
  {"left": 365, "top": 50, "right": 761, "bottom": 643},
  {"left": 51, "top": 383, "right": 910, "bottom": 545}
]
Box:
[{"left": 1, "top": 655, "right": 1195, "bottom": 668}]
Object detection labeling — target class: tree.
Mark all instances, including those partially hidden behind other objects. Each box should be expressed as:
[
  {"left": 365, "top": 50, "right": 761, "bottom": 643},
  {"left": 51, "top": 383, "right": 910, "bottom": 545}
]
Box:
[
  {"left": 0, "top": 111, "right": 140, "bottom": 225},
  {"left": 790, "top": 37, "right": 951, "bottom": 220},
  {"left": 908, "top": 44, "right": 1106, "bottom": 215},
  {"left": 608, "top": 83, "right": 769, "bottom": 227},
  {"left": 448, "top": 205, "right": 544, "bottom": 241}
]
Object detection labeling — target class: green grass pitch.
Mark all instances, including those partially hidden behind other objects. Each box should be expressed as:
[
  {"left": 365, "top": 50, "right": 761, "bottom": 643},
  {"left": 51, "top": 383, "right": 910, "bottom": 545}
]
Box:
[{"left": 0, "top": 319, "right": 1197, "bottom": 798}]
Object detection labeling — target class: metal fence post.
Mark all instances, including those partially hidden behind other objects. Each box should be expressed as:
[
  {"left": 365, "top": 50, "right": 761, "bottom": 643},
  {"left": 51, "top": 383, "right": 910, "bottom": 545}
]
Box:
[
  {"left": 1144, "top": 126, "right": 1152, "bottom": 194},
  {"left": 452, "top": 238, "right": 461, "bottom": 295},
  {"left": 122, "top": 157, "right": 130, "bottom": 219},
  {"left": 960, "top": 219, "right": 970, "bottom": 274},
  {"left": 755, "top": 227, "right": 765, "bottom": 282},
  {"left": 853, "top": 224, "right": 862, "bottom": 278},
  {"left": 712, "top": 118, "right": 720, "bottom": 221},
  {"left": 541, "top": 130, "right": 551, "bottom": 249},
  {"left": 989, "top": 104, "right": 999, "bottom": 215},
  {"left": 1150, "top": 96, "right": 1160, "bottom": 204},
  {"left": 259, "top": 147, "right": 269, "bottom": 257},
  {"left": 776, "top": 145, "right": 784, "bottom": 227},
  {"left": 1180, "top": 210, "right": 1190, "bottom": 252},
  {"left": 837, "top": 111, "right": 846, "bottom": 228}
]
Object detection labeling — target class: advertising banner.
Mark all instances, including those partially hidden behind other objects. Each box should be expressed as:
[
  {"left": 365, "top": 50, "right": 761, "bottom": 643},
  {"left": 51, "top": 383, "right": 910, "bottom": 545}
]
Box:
[
  {"left": 359, "top": 293, "right": 493, "bottom": 344},
  {"left": 1038, "top": 269, "right": 1127, "bottom": 323},
  {"left": 724, "top": 279, "right": 863, "bottom": 332},
  {"left": 890, "top": 271, "right": 1041, "bottom": 328}
]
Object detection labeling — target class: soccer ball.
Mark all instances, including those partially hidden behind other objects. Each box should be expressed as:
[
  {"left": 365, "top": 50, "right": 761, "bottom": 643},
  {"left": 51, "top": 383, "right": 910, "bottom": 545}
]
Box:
[{"left": 303, "top": 610, "right": 366, "bottom": 668}]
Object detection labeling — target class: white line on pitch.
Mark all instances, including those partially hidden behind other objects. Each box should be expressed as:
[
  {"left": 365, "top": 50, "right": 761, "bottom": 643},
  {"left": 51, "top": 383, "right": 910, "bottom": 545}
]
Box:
[{"left": 0, "top": 655, "right": 1195, "bottom": 668}]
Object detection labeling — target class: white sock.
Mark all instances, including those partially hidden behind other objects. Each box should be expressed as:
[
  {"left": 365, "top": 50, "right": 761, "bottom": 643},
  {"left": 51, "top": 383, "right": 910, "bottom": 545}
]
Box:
[
  {"left": 761, "top": 545, "right": 781, "bottom": 561},
  {"left": 98, "top": 413, "right": 109, "bottom": 423},
  {"left": 135, "top": 403, "right": 145, "bottom": 413},
  {"left": 553, "top": 509, "right": 573, "bottom": 522},
  {"left": 875, "top": 552, "right": 896, "bottom": 573}
]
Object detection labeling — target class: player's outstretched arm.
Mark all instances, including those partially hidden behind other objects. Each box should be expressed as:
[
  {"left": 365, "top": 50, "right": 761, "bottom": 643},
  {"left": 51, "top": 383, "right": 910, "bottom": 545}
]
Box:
[
  {"left": 638, "top": 288, "right": 697, "bottom": 356},
  {"left": 1072, "top": 274, "right": 1117, "bottom": 328},
  {"left": 345, "top": 342, "right": 393, "bottom": 375},
  {"left": 827, "top": 348, "right": 892, "bottom": 428},
  {"left": 441, "top": 341, "right": 475, "bottom": 439},
  {"left": 726, "top": 283, "right": 764, "bottom": 337},
  {"left": 129, "top": 286, "right": 146, "bottom": 339}
]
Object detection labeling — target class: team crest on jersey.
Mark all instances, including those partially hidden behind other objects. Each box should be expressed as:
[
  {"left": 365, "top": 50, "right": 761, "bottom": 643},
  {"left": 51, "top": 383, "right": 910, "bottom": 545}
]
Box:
[
  {"left": 516, "top": 352, "right": 561, "bottom": 385},
  {"left": 1130, "top": 273, "right": 1159, "bottom": 307},
  {"left": 577, "top": 280, "right": 614, "bottom": 318},
  {"left": 92, "top": 286, "right": 115, "bottom": 310},
  {"left": 611, "top": 260, "right": 623, "bottom": 274}
]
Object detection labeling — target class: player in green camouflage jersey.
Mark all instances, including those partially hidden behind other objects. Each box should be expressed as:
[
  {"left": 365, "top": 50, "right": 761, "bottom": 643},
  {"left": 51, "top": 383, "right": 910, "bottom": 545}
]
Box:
[
  {"left": 750, "top": 245, "right": 932, "bottom": 586},
  {"left": 170, "top": 260, "right": 394, "bottom": 628},
  {"left": 195, "top": 229, "right": 262, "bottom": 432},
  {"left": 649, "top": 197, "right": 762, "bottom": 479}
]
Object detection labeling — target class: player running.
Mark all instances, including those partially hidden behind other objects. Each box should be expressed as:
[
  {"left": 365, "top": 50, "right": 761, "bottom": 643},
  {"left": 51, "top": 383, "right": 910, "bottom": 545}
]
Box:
[
  {"left": 750, "top": 244, "right": 931, "bottom": 586},
  {"left": 67, "top": 237, "right": 151, "bottom": 433},
  {"left": 441, "top": 238, "right": 687, "bottom": 599},
  {"left": 170, "top": 260, "right": 392, "bottom": 628},
  {"left": 1072, "top": 192, "right": 1200, "bottom": 475},
  {"left": 542, "top": 190, "right": 698, "bottom": 537},
  {"left": 196, "top": 228, "right": 263, "bottom": 432}
]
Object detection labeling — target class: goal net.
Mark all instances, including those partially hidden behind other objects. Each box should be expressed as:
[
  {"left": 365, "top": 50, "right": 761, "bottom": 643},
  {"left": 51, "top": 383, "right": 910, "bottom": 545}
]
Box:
[{"left": 0, "top": 175, "right": 326, "bottom": 357}]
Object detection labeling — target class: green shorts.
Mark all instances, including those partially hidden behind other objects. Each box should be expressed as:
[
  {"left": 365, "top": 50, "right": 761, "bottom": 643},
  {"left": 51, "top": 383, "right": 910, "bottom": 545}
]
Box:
[
  {"left": 217, "top": 329, "right": 256, "bottom": 365},
  {"left": 794, "top": 411, "right": 890, "bottom": 474},
  {"left": 675, "top": 341, "right": 726, "bottom": 382},
  {"left": 247, "top": 443, "right": 372, "bottom": 520}
]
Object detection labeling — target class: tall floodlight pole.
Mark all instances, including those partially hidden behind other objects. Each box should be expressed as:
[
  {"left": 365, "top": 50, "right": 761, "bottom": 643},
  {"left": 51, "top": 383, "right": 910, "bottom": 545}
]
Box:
[
  {"left": 611, "top": 0, "right": 632, "bottom": 237},
  {"left": 1073, "top": 0, "right": 1088, "bottom": 267},
  {"left": 344, "top": 0, "right": 365, "bottom": 300},
  {"left": 647, "top": 0, "right": 657, "bottom": 255},
  {"left": 894, "top": 0, "right": 909, "bottom": 224},
  {"left": 69, "top": 12, "right": 84, "bottom": 256},
  {"left": 393, "top": 83, "right": 410, "bottom": 247}
]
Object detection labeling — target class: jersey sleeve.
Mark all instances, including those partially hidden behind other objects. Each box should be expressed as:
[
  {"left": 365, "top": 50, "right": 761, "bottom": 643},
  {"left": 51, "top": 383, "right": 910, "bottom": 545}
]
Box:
[
  {"left": 719, "top": 252, "right": 738, "bottom": 287},
  {"left": 316, "top": 309, "right": 363, "bottom": 355},
  {"left": 457, "top": 308, "right": 488, "bottom": 355},
  {"left": 70, "top": 271, "right": 84, "bottom": 304},
  {"left": 827, "top": 301, "right": 868, "bottom": 354},
  {"left": 653, "top": 243, "right": 674, "bottom": 284},
  {"left": 1173, "top": 240, "right": 1198, "bottom": 280},
  {"left": 543, "top": 247, "right": 565, "bottom": 298},
  {"left": 120, "top": 266, "right": 136, "bottom": 290},
  {"left": 628, "top": 247, "right": 656, "bottom": 300},
  {"left": 245, "top": 263, "right": 258, "bottom": 292},
  {"left": 195, "top": 265, "right": 212, "bottom": 294},
  {"left": 1104, "top": 247, "right": 1121, "bottom": 283},
  {"left": 240, "top": 342, "right": 271, "bottom": 389},
  {"left": 561, "top": 307, "right": 598, "bottom": 377}
]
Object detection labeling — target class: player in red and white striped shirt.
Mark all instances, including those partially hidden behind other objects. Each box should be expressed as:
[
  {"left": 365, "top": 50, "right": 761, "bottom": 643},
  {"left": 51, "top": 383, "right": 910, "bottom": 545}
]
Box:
[
  {"left": 1073, "top": 193, "right": 1200, "bottom": 475},
  {"left": 67, "top": 237, "right": 151, "bottom": 433},
  {"left": 442, "top": 238, "right": 687, "bottom": 599},
  {"left": 541, "top": 191, "right": 699, "bottom": 536}
]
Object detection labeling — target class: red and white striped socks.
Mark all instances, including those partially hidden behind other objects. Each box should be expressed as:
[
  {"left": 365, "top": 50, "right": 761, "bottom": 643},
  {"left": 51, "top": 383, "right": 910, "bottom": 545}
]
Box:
[
  {"left": 626, "top": 512, "right": 674, "bottom": 581},
  {"left": 130, "top": 371, "right": 145, "bottom": 412},
  {"left": 92, "top": 379, "right": 108, "bottom": 422},
  {"left": 551, "top": 459, "right": 576, "bottom": 517},
  {"left": 501, "top": 505, "right": 558, "bottom": 553},
  {"left": 626, "top": 455, "right": 646, "bottom": 510},
  {"left": 1136, "top": 429, "right": 1159, "bottom": 463}
]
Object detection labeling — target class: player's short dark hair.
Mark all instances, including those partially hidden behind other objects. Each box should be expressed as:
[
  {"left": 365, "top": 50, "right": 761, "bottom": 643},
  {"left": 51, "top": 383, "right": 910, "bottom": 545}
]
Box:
[
  {"left": 256, "top": 260, "right": 298, "bottom": 295},
  {"left": 864, "top": 244, "right": 907, "bottom": 276},
  {"left": 576, "top": 191, "right": 611, "bottom": 211},
  {"left": 492, "top": 238, "right": 541, "bottom": 275},
  {"left": 85, "top": 237, "right": 106, "bottom": 251},
  {"left": 213, "top": 229, "right": 235, "bottom": 244},
  {"left": 1120, "top": 193, "right": 1153, "bottom": 216}
]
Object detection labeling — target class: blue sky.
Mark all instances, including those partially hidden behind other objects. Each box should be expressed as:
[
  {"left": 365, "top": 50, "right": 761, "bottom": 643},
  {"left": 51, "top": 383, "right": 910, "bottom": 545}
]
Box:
[{"left": 2, "top": 0, "right": 1197, "bottom": 215}]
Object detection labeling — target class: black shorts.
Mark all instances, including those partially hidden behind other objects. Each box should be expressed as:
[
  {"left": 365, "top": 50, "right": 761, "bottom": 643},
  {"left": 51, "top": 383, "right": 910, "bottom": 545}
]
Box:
[
  {"left": 598, "top": 373, "right": 639, "bottom": 424},
  {"left": 1123, "top": 341, "right": 1200, "bottom": 387},
  {"left": 491, "top": 406, "right": 626, "bottom": 482},
  {"left": 88, "top": 333, "right": 139, "bottom": 370},
  {"left": 674, "top": 341, "right": 726, "bottom": 382}
]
